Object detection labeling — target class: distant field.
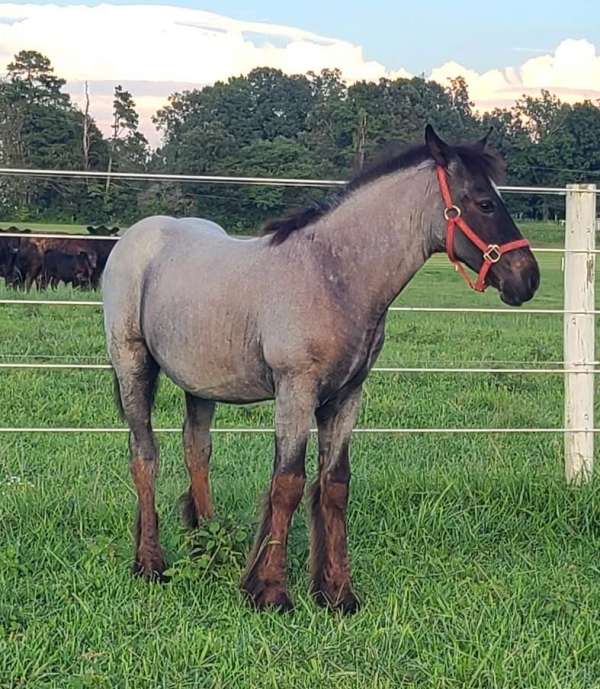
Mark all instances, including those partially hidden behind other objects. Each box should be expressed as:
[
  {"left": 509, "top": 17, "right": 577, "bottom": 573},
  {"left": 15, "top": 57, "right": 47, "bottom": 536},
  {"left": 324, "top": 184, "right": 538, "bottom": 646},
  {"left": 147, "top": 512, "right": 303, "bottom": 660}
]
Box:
[
  {"left": 0, "top": 221, "right": 91, "bottom": 234},
  {"left": 4, "top": 231, "right": 600, "bottom": 688},
  {"left": 0, "top": 218, "right": 567, "bottom": 241}
]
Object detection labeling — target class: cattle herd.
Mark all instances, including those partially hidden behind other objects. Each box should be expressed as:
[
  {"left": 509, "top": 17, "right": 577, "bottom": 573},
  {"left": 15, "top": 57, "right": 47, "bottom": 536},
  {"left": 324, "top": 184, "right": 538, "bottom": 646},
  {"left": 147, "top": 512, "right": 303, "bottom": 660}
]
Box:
[{"left": 0, "top": 227, "right": 117, "bottom": 291}]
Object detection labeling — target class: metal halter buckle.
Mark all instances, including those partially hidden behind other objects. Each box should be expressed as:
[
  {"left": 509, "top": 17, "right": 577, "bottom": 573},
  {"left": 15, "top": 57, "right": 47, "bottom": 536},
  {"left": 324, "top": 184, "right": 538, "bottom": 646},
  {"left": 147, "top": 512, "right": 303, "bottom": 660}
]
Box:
[
  {"left": 483, "top": 244, "right": 501, "bottom": 263},
  {"left": 443, "top": 205, "right": 461, "bottom": 221}
]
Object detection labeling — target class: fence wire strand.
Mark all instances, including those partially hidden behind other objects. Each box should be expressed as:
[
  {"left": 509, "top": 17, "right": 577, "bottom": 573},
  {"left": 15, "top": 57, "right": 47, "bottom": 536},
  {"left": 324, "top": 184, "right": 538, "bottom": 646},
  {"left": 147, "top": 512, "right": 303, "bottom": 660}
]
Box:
[
  {"left": 1, "top": 299, "right": 598, "bottom": 315},
  {"left": 0, "top": 362, "right": 597, "bottom": 374},
  {"left": 0, "top": 426, "right": 593, "bottom": 434}
]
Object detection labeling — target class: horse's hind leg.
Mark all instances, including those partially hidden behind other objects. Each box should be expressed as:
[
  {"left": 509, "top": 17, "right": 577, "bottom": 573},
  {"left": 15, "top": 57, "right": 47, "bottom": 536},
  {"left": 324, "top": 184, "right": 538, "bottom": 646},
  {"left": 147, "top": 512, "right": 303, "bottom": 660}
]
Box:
[
  {"left": 181, "top": 394, "right": 216, "bottom": 527},
  {"left": 112, "top": 342, "right": 165, "bottom": 580},
  {"left": 311, "top": 386, "right": 362, "bottom": 614}
]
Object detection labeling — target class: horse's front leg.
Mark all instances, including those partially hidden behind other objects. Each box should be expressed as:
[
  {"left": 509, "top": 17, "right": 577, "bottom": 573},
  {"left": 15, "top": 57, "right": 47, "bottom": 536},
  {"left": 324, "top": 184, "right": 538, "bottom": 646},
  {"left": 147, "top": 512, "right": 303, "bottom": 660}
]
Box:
[
  {"left": 241, "top": 378, "right": 315, "bottom": 611},
  {"left": 311, "top": 386, "right": 362, "bottom": 614}
]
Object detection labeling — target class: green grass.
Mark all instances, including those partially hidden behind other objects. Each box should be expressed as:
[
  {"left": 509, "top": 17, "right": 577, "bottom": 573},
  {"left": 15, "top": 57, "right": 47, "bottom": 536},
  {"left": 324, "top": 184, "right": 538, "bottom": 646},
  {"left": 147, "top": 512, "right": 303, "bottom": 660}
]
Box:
[
  {"left": 3, "top": 228, "right": 600, "bottom": 688},
  {"left": 516, "top": 219, "right": 566, "bottom": 246}
]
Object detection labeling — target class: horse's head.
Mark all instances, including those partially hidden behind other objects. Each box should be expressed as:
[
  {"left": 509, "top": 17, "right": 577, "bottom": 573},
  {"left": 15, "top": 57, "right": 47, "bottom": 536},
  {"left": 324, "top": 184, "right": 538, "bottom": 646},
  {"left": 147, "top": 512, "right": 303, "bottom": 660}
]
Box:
[{"left": 425, "top": 125, "right": 539, "bottom": 306}]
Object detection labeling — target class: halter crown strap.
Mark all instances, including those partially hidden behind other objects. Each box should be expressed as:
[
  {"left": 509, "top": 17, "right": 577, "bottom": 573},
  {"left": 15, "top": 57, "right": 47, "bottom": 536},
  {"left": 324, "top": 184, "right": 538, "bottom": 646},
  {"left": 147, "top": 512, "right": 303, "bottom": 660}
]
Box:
[{"left": 435, "top": 166, "right": 529, "bottom": 292}]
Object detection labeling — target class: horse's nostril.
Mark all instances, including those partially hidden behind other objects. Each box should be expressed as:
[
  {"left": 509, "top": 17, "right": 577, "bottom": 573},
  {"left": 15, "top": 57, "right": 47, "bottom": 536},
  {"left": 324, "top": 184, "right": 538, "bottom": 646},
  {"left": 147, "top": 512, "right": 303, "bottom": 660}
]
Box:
[{"left": 529, "top": 271, "right": 540, "bottom": 293}]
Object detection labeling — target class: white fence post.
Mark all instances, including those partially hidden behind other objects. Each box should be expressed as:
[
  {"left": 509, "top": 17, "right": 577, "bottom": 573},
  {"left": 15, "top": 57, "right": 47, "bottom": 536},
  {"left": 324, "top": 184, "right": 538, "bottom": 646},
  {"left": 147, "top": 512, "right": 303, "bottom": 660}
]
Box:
[{"left": 564, "top": 184, "right": 597, "bottom": 483}]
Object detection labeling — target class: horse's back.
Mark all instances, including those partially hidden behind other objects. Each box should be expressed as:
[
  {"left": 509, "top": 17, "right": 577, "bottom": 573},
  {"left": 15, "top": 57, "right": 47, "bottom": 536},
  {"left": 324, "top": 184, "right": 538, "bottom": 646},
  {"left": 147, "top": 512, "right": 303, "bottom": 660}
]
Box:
[
  {"left": 104, "top": 214, "right": 232, "bottom": 277},
  {"left": 113, "top": 215, "right": 229, "bottom": 258}
]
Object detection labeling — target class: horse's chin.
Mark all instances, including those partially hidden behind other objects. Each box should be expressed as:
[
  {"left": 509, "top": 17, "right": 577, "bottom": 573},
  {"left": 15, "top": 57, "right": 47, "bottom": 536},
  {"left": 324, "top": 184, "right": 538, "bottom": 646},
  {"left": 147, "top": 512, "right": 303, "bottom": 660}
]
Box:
[
  {"left": 485, "top": 277, "right": 525, "bottom": 306},
  {"left": 499, "top": 290, "right": 524, "bottom": 307},
  {"left": 490, "top": 276, "right": 529, "bottom": 307}
]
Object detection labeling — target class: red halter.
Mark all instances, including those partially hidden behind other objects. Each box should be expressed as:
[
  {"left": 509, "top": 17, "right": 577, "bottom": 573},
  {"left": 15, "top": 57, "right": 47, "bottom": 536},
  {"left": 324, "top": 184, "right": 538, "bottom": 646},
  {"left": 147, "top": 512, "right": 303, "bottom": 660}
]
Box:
[{"left": 435, "top": 165, "right": 530, "bottom": 292}]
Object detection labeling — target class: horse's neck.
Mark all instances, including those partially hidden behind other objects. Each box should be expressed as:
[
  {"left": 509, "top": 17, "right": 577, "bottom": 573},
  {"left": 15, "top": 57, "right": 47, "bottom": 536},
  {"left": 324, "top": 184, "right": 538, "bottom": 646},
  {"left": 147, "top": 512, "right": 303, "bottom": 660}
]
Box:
[{"left": 311, "top": 164, "right": 441, "bottom": 321}]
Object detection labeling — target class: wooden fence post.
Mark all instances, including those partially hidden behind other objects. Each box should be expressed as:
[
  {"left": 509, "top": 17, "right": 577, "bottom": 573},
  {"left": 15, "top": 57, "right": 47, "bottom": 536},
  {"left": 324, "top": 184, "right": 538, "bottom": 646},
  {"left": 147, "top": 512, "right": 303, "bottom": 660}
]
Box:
[{"left": 564, "top": 184, "right": 597, "bottom": 483}]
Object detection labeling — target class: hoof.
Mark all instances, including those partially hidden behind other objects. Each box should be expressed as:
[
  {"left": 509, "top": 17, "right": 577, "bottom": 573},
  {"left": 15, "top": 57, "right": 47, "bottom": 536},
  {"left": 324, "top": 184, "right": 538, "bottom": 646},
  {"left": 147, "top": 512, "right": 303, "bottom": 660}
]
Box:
[
  {"left": 132, "top": 552, "right": 168, "bottom": 583},
  {"left": 241, "top": 580, "right": 294, "bottom": 613},
  {"left": 313, "top": 586, "right": 361, "bottom": 615}
]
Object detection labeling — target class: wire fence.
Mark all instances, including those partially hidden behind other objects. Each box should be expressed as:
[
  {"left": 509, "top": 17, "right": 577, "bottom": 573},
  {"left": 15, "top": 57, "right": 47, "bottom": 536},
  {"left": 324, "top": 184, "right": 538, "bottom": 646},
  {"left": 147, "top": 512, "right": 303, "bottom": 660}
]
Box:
[
  {"left": 0, "top": 426, "right": 592, "bottom": 434},
  {"left": 0, "top": 170, "right": 597, "bottom": 449},
  {"left": 0, "top": 362, "right": 596, "bottom": 374},
  {"left": 1, "top": 167, "right": 600, "bottom": 195},
  {"left": 2, "top": 299, "right": 599, "bottom": 315}
]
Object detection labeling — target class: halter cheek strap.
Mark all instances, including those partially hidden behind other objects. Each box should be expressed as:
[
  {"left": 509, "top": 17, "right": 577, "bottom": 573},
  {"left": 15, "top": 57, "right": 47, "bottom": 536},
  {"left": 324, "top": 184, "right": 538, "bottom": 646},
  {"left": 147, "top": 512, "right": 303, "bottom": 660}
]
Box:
[{"left": 435, "top": 166, "right": 530, "bottom": 292}]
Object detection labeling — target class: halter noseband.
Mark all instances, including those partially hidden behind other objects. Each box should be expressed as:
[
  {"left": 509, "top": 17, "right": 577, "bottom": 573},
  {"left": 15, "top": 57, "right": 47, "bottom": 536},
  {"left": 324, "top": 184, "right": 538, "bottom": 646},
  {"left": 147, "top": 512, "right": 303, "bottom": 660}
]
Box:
[{"left": 435, "top": 165, "right": 529, "bottom": 292}]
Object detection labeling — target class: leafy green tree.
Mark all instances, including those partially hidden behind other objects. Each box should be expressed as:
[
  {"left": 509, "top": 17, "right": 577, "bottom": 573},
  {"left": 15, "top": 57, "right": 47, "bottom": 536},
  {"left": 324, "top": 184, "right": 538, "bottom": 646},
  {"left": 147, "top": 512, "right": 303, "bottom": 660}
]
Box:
[
  {"left": 303, "top": 69, "right": 354, "bottom": 173},
  {"left": 155, "top": 67, "right": 314, "bottom": 169},
  {"left": 0, "top": 50, "right": 108, "bottom": 221},
  {"left": 512, "top": 90, "right": 572, "bottom": 218},
  {"left": 545, "top": 101, "right": 600, "bottom": 183},
  {"left": 153, "top": 68, "right": 324, "bottom": 228},
  {"left": 104, "top": 85, "right": 149, "bottom": 222},
  {"left": 217, "top": 137, "right": 328, "bottom": 231},
  {"left": 107, "top": 86, "right": 148, "bottom": 177},
  {"left": 1, "top": 49, "right": 598, "bottom": 228}
]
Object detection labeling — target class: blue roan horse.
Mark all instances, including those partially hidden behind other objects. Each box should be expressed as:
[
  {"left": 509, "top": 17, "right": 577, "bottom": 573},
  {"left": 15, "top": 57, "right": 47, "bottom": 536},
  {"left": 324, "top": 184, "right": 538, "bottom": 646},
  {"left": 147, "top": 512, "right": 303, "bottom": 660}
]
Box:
[{"left": 102, "top": 126, "right": 539, "bottom": 613}]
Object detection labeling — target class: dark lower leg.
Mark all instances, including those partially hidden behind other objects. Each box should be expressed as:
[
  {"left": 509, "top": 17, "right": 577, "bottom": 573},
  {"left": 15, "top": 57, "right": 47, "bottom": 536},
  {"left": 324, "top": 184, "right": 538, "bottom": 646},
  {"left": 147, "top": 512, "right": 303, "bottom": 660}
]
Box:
[
  {"left": 310, "top": 469, "right": 357, "bottom": 612},
  {"left": 130, "top": 449, "right": 165, "bottom": 580},
  {"left": 182, "top": 396, "right": 215, "bottom": 527},
  {"left": 242, "top": 379, "right": 314, "bottom": 610},
  {"left": 111, "top": 343, "right": 163, "bottom": 580},
  {"left": 312, "top": 391, "right": 361, "bottom": 613},
  {"left": 241, "top": 471, "right": 305, "bottom": 610},
  {"left": 182, "top": 466, "right": 213, "bottom": 525}
]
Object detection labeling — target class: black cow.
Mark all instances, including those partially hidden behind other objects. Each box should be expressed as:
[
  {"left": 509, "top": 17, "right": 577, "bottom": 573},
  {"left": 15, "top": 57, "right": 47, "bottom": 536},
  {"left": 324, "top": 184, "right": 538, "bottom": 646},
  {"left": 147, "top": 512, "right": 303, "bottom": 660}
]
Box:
[
  {"left": 91, "top": 238, "right": 116, "bottom": 288},
  {"left": 0, "top": 236, "right": 20, "bottom": 283},
  {"left": 43, "top": 249, "right": 93, "bottom": 289},
  {"left": 11, "top": 238, "right": 43, "bottom": 290}
]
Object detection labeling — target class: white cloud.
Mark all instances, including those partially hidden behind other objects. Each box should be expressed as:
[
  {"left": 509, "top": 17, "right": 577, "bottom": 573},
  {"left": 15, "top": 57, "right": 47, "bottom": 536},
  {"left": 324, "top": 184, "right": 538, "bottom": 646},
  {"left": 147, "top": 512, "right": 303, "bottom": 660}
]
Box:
[
  {"left": 0, "top": 4, "right": 598, "bottom": 145},
  {"left": 0, "top": 4, "right": 380, "bottom": 82},
  {"left": 431, "top": 39, "right": 600, "bottom": 110},
  {"left": 0, "top": 3, "right": 395, "bottom": 143}
]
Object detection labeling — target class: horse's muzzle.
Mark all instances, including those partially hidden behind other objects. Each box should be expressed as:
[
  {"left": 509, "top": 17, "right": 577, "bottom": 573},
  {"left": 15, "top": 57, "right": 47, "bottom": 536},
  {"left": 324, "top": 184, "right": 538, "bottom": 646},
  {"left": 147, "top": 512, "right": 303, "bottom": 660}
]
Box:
[{"left": 492, "top": 248, "right": 540, "bottom": 306}]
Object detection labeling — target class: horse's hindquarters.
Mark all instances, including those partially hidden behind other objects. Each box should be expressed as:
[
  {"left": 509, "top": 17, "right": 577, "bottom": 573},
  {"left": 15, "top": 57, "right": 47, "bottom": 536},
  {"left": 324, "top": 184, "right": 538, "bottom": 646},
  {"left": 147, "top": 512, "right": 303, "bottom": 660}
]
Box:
[{"left": 134, "top": 232, "right": 274, "bottom": 403}]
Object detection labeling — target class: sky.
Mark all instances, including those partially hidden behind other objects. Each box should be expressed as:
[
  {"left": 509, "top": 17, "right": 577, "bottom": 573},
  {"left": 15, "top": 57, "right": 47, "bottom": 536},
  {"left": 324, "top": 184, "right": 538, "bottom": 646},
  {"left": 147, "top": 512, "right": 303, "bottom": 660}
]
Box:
[{"left": 1, "top": 1, "right": 599, "bottom": 145}]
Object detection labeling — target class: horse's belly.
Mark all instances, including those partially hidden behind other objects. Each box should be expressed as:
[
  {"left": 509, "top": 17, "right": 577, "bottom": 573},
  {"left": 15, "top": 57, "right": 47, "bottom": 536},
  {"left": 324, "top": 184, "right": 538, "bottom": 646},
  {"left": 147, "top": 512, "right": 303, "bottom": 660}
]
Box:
[
  {"left": 166, "top": 363, "right": 273, "bottom": 403},
  {"left": 146, "top": 328, "right": 273, "bottom": 403}
]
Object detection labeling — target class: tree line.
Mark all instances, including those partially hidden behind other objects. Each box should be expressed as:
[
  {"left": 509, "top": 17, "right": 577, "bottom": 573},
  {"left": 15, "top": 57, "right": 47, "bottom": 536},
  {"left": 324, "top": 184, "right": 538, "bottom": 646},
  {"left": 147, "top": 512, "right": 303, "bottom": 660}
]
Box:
[{"left": 1, "top": 50, "right": 599, "bottom": 231}]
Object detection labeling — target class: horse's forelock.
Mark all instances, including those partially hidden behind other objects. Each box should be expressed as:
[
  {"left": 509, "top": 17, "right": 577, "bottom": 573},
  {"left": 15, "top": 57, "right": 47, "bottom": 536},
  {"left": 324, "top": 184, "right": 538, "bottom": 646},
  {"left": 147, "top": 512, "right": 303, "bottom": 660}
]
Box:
[{"left": 455, "top": 144, "right": 507, "bottom": 185}]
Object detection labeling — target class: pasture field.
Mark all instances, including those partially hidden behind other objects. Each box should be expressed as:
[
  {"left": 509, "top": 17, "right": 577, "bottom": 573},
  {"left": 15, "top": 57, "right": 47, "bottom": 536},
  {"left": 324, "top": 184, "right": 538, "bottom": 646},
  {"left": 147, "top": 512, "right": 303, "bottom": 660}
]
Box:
[
  {"left": 3, "top": 224, "right": 600, "bottom": 688},
  {"left": 0, "top": 222, "right": 90, "bottom": 235},
  {"left": 0, "top": 218, "right": 566, "bottom": 240}
]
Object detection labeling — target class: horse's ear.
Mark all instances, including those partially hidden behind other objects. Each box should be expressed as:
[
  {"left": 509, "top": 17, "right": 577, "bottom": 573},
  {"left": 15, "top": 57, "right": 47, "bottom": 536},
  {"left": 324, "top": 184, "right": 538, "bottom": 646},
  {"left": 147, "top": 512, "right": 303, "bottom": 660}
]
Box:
[
  {"left": 475, "top": 126, "right": 494, "bottom": 152},
  {"left": 425, "top": 124, "right": 450, "bottom": 167}
]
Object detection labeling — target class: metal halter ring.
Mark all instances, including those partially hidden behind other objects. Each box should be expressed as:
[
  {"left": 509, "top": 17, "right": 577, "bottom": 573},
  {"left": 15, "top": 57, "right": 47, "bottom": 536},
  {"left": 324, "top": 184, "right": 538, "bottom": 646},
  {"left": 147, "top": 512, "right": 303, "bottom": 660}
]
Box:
[
  {"left": 483, "top": 244, "right": 501, "bottom": 263},
  {"left": 443, "top": 205, "right": 461, "bottom": 221}
]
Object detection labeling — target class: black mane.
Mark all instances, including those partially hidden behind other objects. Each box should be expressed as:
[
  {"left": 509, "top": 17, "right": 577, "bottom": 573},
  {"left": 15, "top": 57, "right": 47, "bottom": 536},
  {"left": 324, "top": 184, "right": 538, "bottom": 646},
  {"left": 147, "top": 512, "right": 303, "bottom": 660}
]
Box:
[{"left": 263, "top": 139, "right": 506, "bottom": 245}]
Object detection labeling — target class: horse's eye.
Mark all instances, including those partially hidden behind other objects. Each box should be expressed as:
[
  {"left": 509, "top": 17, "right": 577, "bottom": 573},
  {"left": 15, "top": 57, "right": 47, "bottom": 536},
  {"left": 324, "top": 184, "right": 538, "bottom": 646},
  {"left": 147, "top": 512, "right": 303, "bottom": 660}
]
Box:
[{"left": 478, "top": 200, "right": 495, "bottom": 214}]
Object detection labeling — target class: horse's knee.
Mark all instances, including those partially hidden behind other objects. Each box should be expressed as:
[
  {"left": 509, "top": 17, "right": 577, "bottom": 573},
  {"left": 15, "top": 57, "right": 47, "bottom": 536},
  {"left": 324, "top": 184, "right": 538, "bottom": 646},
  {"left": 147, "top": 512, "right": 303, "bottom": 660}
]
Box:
[
  {"left": 129, "top": 426, "right": 158, "bottom": 461},
  {"left": 183, "top": 426, "right": 211, "bottom": 467}
]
